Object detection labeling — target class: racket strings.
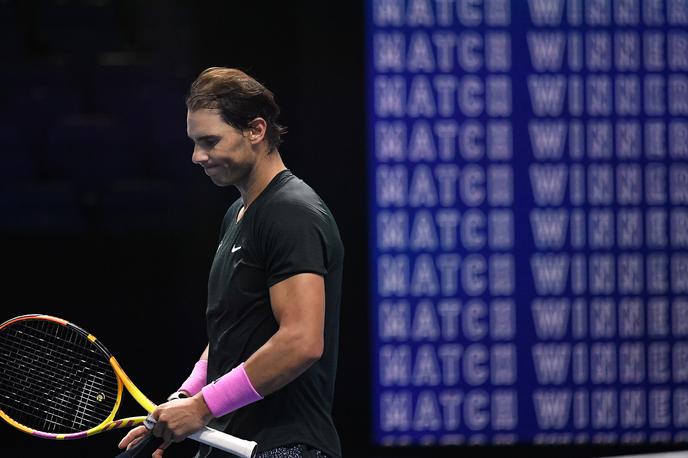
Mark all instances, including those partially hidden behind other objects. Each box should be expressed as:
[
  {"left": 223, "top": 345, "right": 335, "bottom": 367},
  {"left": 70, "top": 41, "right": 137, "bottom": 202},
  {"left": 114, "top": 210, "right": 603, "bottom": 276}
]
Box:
[
  {"left": 0, "top": 324, "right": 115, "bottom": 431},
  {"left": 3, "top": 321, "right": 119, "bottom": 422},
  {"left": 0, "top": 360, "right": 112, "bottom": 425},
  {"left": 0, "top": 324, "right": 115, "bottom": 407},
  {"left": 0, "top": 320, "right": 119, "bottom": 434},
  {"left": 0, "top": 356, "right": 114, "bottom": 429},
  {"left": 0, "top": 321, "right": 118, "bottom": 430},
  {"left": 0, "top": 330, "right": 114, "bottom": 395},
  {"left": 0, "top": 336, "right": 112, "bottom": 394}
]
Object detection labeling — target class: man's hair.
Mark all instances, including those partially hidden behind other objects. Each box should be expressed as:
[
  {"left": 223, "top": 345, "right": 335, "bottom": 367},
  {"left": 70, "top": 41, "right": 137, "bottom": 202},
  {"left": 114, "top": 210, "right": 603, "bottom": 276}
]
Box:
[{"left": 186, "top": 67, "right": 286, "bottom": 152}]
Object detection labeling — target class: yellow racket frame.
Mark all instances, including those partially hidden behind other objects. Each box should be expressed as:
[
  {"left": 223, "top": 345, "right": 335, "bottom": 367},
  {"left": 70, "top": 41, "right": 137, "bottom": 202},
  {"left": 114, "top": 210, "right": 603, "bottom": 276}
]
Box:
[{"left": 0, "top": 314, "right": 155, "bottom": 440}]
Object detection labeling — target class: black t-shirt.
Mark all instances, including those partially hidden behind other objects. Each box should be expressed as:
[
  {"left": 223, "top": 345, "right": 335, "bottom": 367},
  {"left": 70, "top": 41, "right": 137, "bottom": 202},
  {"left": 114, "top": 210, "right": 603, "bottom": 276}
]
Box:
[{"left": 198, "top": 170, "right": 343, "bottom": 458}]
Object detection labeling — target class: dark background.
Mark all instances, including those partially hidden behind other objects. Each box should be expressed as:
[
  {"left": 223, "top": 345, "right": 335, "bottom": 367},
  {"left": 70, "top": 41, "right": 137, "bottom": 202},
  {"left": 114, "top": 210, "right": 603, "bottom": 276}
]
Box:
[{"left": 0, "top": 1, "right": 684, "bottom": 457}]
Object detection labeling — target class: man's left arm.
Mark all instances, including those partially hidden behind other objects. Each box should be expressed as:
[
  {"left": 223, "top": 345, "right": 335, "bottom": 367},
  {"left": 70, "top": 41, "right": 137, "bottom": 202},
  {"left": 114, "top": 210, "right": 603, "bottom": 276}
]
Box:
[
  {"left": 244, "top": 272, "right": 325, "bottom": 395},
  {"left": 148, "top": 273, "right": 325, "bottom": 446}
]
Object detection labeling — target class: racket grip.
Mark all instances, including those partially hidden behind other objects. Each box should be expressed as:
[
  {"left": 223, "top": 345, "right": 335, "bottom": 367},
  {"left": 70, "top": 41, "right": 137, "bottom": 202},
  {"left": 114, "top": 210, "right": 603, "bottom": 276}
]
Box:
[{"left": 189, "top": 426, "right": 257, "bottom": 458}]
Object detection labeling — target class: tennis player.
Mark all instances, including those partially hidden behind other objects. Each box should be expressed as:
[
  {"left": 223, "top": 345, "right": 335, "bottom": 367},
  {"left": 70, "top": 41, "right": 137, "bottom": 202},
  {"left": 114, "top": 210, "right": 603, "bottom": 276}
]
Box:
[{"left": 118, "top": 67, "right": 343, "bottom": 458}]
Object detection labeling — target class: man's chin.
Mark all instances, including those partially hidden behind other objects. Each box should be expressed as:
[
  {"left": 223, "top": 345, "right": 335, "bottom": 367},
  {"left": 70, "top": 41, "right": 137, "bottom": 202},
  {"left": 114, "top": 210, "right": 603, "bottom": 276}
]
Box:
[{"left": 210, "top": 178, "right": 234, "bottom": 187}]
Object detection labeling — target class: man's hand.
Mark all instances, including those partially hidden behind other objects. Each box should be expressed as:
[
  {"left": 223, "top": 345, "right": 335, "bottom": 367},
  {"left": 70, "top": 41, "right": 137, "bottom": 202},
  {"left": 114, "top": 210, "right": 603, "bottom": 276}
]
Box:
[
  {"left": 148, "top": 393, "right": 214, "bottom": 453},
  {"left": 117, "top": 393, "right": 213, "bottom": 457}
]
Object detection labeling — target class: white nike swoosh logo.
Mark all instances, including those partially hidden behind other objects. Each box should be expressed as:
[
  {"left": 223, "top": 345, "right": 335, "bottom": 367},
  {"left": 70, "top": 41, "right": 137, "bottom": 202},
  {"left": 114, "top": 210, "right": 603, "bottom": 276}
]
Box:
[{"left": 231, "top": 245, "right": 242, "bottom": 253}]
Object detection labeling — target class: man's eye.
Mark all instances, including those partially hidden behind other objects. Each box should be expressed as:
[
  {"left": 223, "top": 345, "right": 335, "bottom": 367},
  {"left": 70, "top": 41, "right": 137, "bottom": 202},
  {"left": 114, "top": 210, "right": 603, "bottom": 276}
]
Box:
[{"left": 201, "top": 139, "right": 218, "bottom": 148}]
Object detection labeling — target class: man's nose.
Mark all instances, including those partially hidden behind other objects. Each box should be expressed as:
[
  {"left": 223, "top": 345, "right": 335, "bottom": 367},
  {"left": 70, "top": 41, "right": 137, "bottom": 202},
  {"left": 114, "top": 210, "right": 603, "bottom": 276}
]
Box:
[{"left": 192, "top": 145, "right": 207, "bottom": 164}]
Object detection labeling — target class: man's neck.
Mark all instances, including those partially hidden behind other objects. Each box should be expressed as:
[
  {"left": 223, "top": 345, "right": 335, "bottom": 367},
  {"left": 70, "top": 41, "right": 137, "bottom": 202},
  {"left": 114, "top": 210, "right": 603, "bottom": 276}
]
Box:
[{"left": 237, "top": 150, "right": 287, "bottom": 211}]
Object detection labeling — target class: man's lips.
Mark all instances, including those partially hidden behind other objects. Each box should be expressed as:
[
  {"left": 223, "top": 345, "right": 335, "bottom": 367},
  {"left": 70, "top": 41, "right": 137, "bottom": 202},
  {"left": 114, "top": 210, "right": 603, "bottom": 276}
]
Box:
[{"left": 203, "top": 165, "right": 221, "bottom": 175}]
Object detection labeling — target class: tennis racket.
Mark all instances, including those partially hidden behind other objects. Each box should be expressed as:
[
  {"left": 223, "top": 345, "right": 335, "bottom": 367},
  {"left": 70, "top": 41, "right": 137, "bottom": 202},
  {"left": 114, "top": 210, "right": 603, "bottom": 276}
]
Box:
[{"left": 0, "top": 314, "right": 257, "bottom": 457}]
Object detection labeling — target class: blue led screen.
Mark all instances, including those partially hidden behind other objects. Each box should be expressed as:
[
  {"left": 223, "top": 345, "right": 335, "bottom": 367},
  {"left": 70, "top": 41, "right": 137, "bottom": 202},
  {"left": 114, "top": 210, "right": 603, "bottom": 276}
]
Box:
[{"left": 368, "top": 0, "right": 688, "bottom": 447}]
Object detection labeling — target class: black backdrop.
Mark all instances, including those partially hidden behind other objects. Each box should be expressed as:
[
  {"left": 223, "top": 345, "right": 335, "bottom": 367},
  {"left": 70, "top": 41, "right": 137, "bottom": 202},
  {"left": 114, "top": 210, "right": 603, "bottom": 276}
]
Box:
[
  {"left": 0, "top": 1, "right": 684, "bottom": 457},
  {"left": 0, "top": 1, "right": 370, "bottom": 456}
]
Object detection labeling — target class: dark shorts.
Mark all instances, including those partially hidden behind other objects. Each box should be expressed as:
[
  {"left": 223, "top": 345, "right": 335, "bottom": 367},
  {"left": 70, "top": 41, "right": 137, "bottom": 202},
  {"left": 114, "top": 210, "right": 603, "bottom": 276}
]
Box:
[{"left": 256, "top": 443, "right": 330, "bottom": 458}]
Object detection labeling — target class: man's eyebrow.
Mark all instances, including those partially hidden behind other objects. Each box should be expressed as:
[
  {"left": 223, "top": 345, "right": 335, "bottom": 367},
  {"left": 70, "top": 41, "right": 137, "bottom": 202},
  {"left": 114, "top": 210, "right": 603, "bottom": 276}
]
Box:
[{"left": 189, "top": 134, "right": 220, "bottom": 142}]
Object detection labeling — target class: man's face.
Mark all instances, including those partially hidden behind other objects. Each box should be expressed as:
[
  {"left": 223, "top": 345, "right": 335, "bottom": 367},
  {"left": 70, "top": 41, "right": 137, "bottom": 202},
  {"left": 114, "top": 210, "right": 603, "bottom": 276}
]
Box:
[{"left": 187, "top": 108, "right": 255, "bottom": 187}]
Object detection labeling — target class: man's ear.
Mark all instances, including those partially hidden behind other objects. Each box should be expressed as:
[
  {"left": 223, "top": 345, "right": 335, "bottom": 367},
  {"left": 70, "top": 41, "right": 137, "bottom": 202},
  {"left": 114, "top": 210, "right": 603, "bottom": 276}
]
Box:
[{"left": 247, "top": 118, "right": 268, "bottom": 144}]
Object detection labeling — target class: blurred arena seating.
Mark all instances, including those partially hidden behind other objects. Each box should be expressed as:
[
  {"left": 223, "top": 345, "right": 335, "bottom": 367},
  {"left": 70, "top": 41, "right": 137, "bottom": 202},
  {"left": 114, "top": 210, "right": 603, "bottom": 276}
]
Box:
[{"left": 0, "top": 0, "right": 195, "bottom": 235}]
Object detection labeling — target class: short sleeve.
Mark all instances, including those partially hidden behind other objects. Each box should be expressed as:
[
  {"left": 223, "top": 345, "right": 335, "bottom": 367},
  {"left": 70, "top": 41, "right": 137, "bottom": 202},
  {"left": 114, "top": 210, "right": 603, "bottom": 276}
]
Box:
[{"left": 258, "top": 200, "right": 329, "bottom": 287}]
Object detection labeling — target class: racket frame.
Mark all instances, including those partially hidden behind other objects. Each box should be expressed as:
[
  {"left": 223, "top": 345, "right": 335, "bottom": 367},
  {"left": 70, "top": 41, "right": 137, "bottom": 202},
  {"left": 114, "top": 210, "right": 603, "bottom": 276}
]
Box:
[
  {"left": 0, "top": 314, "right": 258, "bottom": 457},
  {"left": 0, "top": 314, "right": 151, "bottom": 439}
]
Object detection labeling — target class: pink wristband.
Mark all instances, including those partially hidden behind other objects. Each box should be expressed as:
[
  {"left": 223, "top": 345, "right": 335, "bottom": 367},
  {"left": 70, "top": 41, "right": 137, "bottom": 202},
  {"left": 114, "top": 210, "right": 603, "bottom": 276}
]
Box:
[
  {"left": 178, "top": 359, "right": 208, "bottom": 396},
  {"left": 201, "top": 363, "right": 263, "bottom": 418}
]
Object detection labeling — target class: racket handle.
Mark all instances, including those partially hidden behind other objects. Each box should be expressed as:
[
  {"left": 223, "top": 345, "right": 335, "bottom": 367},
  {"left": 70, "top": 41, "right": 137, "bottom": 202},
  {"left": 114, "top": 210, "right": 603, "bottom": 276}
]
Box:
[{"left": 189, "top": 426, "right": 257, "bottom": 458}]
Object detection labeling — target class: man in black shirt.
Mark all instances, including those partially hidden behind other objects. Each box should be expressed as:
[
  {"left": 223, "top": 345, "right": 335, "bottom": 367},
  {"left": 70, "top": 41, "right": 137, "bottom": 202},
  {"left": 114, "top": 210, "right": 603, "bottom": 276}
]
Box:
[{"left": 118, "top": 68, "right": 343, "bottom": 458}]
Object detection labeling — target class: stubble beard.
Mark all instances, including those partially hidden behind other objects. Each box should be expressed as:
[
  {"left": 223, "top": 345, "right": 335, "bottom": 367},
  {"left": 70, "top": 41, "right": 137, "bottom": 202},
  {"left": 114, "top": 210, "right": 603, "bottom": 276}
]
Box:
[{"left": 211, "top": 162, "right": 251, "bottom": 188}]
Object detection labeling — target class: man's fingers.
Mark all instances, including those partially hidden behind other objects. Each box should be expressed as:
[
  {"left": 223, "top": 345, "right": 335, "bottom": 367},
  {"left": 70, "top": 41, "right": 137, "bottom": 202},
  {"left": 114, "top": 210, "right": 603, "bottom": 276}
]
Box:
[
  {"left": 126, "top": 434, "right": 148, "bottom": 451},
  {"left": 118, "top": 425, "right": 149, "bottom": 449}
]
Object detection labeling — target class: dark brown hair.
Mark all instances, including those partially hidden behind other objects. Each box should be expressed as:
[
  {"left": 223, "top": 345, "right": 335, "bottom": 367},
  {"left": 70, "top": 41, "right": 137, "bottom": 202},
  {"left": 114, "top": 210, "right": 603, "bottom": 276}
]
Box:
[{"left": 186, "top": 67, "right": 286, "bottom": 152}]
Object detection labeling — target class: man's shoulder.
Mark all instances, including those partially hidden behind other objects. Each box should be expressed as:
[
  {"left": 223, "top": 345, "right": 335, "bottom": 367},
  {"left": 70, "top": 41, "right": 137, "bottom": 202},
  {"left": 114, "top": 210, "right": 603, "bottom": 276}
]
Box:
[
  {"left": 262, "top": 173, "right": 326, "bottom": 214},
  {"left": 251, "top": 176, "right": 339, "bottom": 238}
]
